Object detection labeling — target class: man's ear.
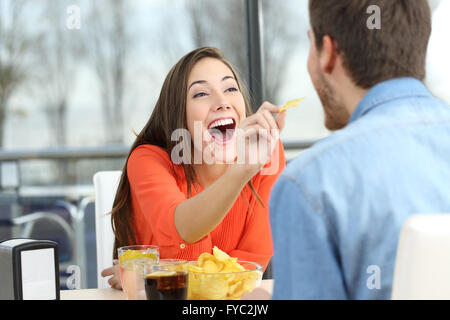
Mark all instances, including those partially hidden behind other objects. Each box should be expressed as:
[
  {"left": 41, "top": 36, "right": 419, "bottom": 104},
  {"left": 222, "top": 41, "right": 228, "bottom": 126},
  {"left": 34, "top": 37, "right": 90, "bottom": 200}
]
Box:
[{"left": 319, "top": 35, "right": 338, "bottom": 75}]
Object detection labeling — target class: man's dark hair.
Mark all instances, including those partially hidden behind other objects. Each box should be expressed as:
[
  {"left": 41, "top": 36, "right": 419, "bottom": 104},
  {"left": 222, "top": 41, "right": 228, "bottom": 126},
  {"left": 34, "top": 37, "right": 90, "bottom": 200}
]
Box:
[{"left": 309, "top": 0, "right": 432, "bottom": 89}]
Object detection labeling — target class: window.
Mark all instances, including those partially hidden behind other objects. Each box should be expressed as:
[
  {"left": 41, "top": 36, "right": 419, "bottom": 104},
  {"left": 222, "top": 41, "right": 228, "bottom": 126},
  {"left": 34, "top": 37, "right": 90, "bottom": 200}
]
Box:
[{"left": 261, "top": 0, "right": 330, "bottom": 148}]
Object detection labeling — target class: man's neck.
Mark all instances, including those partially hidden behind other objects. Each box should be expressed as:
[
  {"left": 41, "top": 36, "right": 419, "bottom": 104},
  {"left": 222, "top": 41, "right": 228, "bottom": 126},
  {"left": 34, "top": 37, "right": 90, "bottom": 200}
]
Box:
[{"left": 337, "top": 78, "right": 370, "bottom": 120}]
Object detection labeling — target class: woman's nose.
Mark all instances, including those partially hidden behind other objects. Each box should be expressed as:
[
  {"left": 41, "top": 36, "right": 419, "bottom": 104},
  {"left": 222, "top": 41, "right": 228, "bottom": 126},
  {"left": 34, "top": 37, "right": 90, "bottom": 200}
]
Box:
[
  {"left": 210, "top": 90, "right": 232, "bottom": 111},
  {"left": 213, "top": 102, "right": 231, "bottom": 111}
]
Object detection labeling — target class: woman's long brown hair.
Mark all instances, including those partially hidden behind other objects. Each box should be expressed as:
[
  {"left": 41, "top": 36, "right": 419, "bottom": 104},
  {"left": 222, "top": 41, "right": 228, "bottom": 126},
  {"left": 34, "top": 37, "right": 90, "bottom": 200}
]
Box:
[{"left": 111, "top": 47, "right": 262, "bottom": 259}]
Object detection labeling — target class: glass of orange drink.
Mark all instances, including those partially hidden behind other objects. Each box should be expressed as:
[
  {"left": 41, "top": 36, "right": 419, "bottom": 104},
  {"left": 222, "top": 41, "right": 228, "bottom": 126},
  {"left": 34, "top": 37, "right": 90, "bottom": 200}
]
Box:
[{"left": 118, "top": 245, "right": 159, "bottom": 300}]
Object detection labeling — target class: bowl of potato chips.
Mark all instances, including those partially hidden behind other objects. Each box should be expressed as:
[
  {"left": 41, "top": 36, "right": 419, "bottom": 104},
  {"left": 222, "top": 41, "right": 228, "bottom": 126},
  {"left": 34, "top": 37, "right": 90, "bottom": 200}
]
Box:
[{"left": 187, "top": 246, "right": 263, "bottom": 300}]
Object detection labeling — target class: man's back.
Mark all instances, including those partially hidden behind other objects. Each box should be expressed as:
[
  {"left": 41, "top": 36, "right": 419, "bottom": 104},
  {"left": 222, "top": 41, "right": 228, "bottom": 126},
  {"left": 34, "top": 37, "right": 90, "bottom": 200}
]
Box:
[{"left": 270, "top": 78, "right": 450, "bottom": 299}]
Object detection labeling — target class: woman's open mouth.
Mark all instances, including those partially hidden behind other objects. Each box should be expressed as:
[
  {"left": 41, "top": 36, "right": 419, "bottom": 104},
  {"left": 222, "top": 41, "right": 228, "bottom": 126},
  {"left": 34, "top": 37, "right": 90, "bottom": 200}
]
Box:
[{"left": 207, "top": 117, "right": 236, "bottom": 145}]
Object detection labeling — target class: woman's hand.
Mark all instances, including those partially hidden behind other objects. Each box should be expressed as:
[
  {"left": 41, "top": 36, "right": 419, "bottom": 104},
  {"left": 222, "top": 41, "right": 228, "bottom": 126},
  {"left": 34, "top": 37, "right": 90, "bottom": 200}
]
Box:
[
  {"left": 234, "top": 101, "right": 286, "bottom": 178},
  {"left": 101, "top": 259, "right": 122, "bottom": 290}
]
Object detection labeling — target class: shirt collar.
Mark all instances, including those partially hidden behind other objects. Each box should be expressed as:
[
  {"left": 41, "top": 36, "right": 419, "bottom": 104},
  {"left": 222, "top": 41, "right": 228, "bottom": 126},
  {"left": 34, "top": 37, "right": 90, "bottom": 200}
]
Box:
[{"left": 349, "top": 77, "right": 432, "bottom": 123}]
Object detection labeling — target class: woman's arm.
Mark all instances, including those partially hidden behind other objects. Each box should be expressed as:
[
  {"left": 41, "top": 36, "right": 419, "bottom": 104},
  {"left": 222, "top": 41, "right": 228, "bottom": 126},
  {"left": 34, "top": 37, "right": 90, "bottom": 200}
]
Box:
[
  {"left": 229, "top": 140, "right": 286, "bottom": 271},
  {"left": 174, "top": 102, "right": 286, "bottom": 244},
  {"left": 174, "top": 165, "right": 252, "bottom": 244}
]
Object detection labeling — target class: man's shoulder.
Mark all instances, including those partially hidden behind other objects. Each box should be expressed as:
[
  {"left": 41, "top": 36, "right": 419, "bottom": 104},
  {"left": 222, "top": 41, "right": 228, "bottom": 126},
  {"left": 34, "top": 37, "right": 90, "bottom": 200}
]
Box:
[
  {"left": 283, "top": 127, "right": 364, "bottom": 181},
  {"left": 284, "top": 95, "right": 450, "bottom": 182}
]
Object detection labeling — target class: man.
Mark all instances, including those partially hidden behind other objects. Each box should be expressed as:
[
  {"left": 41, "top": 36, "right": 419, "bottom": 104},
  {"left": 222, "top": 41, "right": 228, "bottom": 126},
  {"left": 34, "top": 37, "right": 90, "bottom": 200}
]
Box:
[{"left": 270, "top": 0, "right": 450, "bottom": 299}]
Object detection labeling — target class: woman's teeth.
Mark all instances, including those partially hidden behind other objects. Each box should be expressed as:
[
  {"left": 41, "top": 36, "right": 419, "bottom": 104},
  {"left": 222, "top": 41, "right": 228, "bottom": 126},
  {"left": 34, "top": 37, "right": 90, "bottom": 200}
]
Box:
[
  {"left": 207, "top": 119, "right": 236, "bottom": 144},
  {"left": 209, "top": 118, "right": 234, "bottom": 129}
]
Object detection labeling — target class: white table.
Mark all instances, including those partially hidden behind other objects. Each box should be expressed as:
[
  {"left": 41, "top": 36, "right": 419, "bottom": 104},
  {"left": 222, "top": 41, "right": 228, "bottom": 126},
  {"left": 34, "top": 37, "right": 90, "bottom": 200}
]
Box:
[{"left": 60, "top": 279, "right": 274, "bottom": 300}]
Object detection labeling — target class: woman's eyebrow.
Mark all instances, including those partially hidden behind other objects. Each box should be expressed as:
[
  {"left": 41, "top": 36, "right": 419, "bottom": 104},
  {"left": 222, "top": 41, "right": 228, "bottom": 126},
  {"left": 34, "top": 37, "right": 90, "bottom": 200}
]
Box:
[
  {"left": 222, "top": 75, "right": 235, "bottom": 82},
  {"left": 188, "top": 76, "right": 236, "bottom": 90},
  {"left": 188, "top": 80, "right": 207, "bottom": 90}
]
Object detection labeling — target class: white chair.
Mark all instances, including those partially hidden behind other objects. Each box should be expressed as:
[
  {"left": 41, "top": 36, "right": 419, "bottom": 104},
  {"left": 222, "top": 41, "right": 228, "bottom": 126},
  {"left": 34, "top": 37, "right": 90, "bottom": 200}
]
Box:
[
  {"left": 392, "top": 214, "right": 450, "bottom": 299},
  {"left": 93, "top": 170, "right": 122, "bottom": 289}
]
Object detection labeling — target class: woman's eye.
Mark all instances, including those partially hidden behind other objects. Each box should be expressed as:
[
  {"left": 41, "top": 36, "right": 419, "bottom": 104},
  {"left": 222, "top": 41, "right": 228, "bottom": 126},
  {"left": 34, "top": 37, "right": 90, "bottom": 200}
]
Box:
[
  {"left": 225, "top": 87, "right": 238, "bottom": 93},
  {"left": 193, "top": 92, "right": 207, "bottom": 98}
]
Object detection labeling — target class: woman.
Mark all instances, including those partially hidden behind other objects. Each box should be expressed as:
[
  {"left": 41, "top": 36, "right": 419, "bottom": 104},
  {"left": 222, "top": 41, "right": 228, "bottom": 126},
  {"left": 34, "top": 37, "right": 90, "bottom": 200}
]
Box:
[{"left": 102, "top": 47, "right": 286, "bottom": 289}]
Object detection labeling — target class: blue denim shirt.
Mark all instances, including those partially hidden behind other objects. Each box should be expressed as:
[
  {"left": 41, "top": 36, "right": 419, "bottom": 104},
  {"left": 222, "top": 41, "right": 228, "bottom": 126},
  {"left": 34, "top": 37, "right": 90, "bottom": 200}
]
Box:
[{"left": 270, "top": 78, "right": 450, "bottom": 299}]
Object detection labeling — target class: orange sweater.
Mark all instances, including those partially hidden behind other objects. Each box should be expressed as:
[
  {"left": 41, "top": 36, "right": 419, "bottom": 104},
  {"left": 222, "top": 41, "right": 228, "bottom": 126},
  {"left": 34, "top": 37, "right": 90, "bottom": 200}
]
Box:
[{"left": 127, "top": 140, "right": 285, "bottom": 271}]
